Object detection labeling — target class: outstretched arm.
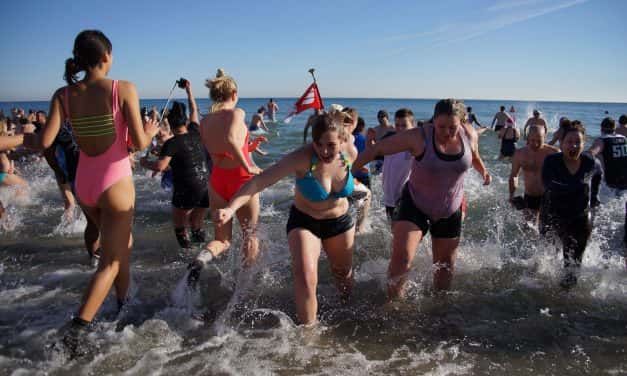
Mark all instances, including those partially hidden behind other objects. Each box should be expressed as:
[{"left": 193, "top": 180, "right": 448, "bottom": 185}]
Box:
[
  {"left": 23, "top": 90, "right": 63, "bottom": 150},
  {"left": 352, "top": 126, "right": 423, "bottom": 174},
  {"left": 216, "top": 147, "right": 307, "bottom": 224}
]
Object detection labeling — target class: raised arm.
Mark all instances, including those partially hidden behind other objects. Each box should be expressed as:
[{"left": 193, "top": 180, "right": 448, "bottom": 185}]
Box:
[
  {"left": 120, "top": 81, "right": 159, "bottom": 150},
  {"left": 185, "top": 81, "right": 199, "bottom": 125}
]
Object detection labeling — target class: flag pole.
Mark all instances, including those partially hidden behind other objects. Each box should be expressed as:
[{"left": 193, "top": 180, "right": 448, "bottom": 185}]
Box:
[
  {"left": 308, "top": 68, "right": 323, "bottom": 109},
  {"left": 308, "top": 68, "right": 317, "bottom": 83}
]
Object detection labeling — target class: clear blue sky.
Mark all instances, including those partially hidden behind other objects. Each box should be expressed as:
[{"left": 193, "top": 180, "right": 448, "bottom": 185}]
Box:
[{"left": 1, "top": 0, "right": 625, "bottom": 102}]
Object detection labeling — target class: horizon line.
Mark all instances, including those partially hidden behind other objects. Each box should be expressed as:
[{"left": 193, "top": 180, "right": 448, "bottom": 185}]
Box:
[{"left": 1, "top": 96, "right": 626, "bottom": 106}]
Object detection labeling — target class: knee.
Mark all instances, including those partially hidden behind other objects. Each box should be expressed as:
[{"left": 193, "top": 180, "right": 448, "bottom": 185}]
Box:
[{"left": 295, "top": 269, "right": 317, "bottom": 297}]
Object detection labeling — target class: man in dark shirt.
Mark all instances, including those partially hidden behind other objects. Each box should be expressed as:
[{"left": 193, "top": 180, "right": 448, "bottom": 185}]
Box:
[{"left": 141, "top": 82, "right": 209, "bottom": 248}]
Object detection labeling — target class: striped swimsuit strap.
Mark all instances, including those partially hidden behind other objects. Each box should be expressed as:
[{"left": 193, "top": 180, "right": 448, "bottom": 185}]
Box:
[{"left": 69, "top": 113, "right": 115, "bottom": 137}]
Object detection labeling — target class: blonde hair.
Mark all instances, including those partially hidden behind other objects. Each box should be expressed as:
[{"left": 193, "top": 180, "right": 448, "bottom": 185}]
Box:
[
  {"left": 320, "top": 107, "right": 350, "bottom": 141},
  {"left": 205, "top": 68, "right": 238, "bottom": 113},
  {"left": 0, "top": 118, "right": 7, "bottom": 137},
  {"left": 433, "top": 99, "right": 467, "bottom": 121}
]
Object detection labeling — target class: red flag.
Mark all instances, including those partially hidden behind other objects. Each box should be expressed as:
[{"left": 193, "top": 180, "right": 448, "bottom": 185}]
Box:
[
  {"left": 294, "top": 82, "right": 323, "bottom": 114},
  {"left": 284, "top": 82, "right": 323, "bottom": 124}
]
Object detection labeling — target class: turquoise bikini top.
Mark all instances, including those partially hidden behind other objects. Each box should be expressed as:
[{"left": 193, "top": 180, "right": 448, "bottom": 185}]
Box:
[{"left": 296, "top": 152, "right": 355, "bottom": 202}]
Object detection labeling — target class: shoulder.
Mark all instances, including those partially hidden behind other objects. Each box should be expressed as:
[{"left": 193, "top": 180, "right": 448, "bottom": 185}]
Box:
[
  {"left": 116, "top": 80, "right": 136, "bottom": 92},
  {"left": 543, "top": 145, "right": 560, "bottom": 154},
  {"left": 234, "top": 108, "right": 246, "bottom": 119}
]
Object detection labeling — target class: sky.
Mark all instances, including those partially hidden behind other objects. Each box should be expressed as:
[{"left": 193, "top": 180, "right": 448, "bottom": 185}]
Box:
[{"left": 1, "top": 0, "right": 626, "bottom": 103}]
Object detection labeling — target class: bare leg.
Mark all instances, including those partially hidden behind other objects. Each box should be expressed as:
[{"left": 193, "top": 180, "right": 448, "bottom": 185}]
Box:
[
  {"left": 234, "top": 193, "right": 260, "bottom": 268},
  {"left": 321, "top": 226, "right": 355, "bottom": 299},
  {"left": 77, "top": 177, "right": 134, "bottom": 322},
  {"left": 288, "top": 228, "right": 322, "bottom": 325},
  {"left": 387, "top": 220, "right": 423, "bottom": 300},
  {"left": 189, "top": 207, "right": 208, "bottom": 230},
  {"left": 203, "top": 187, "right": 232, "bottom": 257},
  {"left": 431, "top": 237, "right": 460, "bottom": 290}
]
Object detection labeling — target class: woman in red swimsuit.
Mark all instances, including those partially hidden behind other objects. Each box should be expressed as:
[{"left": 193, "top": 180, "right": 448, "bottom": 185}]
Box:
[{"left": 188, "top": 69, "right": 262, "bottom": 285}]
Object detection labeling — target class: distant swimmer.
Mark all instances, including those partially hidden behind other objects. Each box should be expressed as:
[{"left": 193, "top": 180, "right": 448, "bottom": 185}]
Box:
[
  {"left": 466, "top": 106, "right": 487, "bottom": 134},
  {"left": 524, "top": 109, "right": 548, "bottom": 137},
  {"left": 616, "top": 114, "right": 627, "bottom": 138},
  {"left": 540, "top": 121, "right": 602, "bottom": 288},
  {"left": 491, "top": 105, "right": 513, "bottom": 132},
  {"left": 249, "top": 107, "right": 269, "bottom": 132},
  {"left": 509, "top": 105, "right": 517, "bottom": 124},
  {"left": 215, "top": 113, "right": 357, "bottom": 325},
  {"left": 353, "top": 99, "right": 491, "bottom": 296},
  {"left": 368, "top": 109, "right": 395, "bottom": 174},
  {"left": 498, "top": 123, "right": 520, "bottom": 160},
  {"left": 547, "top": 117, "right": 570, "bottom": 146},
  {"left": 509, "top": 125, "right": 558, "bottom": 224},
  {"left": 266, "top": 98, "right": 279, "bottom": 122}
]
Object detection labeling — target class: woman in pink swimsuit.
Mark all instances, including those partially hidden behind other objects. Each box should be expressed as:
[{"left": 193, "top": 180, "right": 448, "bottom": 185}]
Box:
[
  {"left": 24, "top": 30, "right": 158, "bottom": 350},
  {"left": 353, "top": 99, "right": 491, "bottom": 298}
]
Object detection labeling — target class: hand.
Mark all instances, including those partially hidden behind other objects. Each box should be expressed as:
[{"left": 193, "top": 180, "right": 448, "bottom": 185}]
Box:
[
  {"left": 22, "top": 123, "right": 36, "bottom": 134},
  {"left": 213, "top": 207, "right": 235, "bottom": 226},
  {"left": 252, "top": 136, "right": 268, "bottom": 145},
  {"left": 247, "top": 165, "right": 262, "bottom": 175},
  {"left": 143, "top": 116, "right": 160, "bottom": 139},
  {"left": 366, "top": 128, "right": 376, "bottom": 145},
  {"left": 483, "top": 172, "right": 492, "bottom": 185}
]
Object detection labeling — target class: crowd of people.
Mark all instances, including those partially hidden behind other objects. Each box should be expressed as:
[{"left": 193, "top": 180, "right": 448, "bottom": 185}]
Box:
[{"left": 1, "top": 29, "right": 626, "bottom": 356}]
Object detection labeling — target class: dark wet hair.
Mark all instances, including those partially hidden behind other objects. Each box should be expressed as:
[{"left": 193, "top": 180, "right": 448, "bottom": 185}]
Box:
[
  {"left": 601, "top": 117, "right": 615, "bottom": 133},
  {"left": 312, "top": 113, "right": 346, "bottom": 143},
  {"left": 558, "top": 117, "right": 570, "bottom": 129},
  {"left": 377, "top": 109, "right": 388, "bottom": 119},
  {"left": 395, "top": 108, "right": 414, "bottom": 119},
  {"left": 560, "top": 120, "right": 586, "bottom": 141},
  {"left": 257, "top": 107, "right": 265, "bottom": 114},
  {"left": 500, "top": 106, "right": 505, "bottom": 111},
  {"left": 467, "top": 106, "right": 472, "bottom": 112},
  {"left": 619, "top": 114, "right": 627, "bottom": 126},
  {"left": 433, "top": 99, "right": 466, "bottom": 121},
  {"left": 167, "top": 101, "right": 188, "bottom": 128},
  {"left": 64, "top": 30, "right": 112, "bottom": 85},
  {"left": 353, "top": 117, "right": 366, "bottom": 135}
]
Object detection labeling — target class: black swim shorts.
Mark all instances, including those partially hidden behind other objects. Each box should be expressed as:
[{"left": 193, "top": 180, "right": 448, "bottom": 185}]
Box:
[
  {"left": 393, "top": 185, "right": 462, "bottom": 238},
  {"left": 286, "top": 205, "right": 354, "bottom": 240}
]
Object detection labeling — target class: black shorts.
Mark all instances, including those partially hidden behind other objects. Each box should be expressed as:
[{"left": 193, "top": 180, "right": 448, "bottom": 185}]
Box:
[
  {"left": 385, "top": 206, "right": 396, "bottom": 220},
  {"left": 524, "top": 194, "right": 542, "bottom": 210},
  {"left": 286, "top": 205, "right": 354, "bottom": 240},
  {"left": 355, "top": 175, "right": 371, "bottom": 190},
  {"left": 494, "top": 125, "right": 504, "bottom": 132},
  {"left": 172, "top": 187, "right": 209, "bottom": 209},
  {"left": 393, "top": 186, "right": 462, "bottom": 238}
]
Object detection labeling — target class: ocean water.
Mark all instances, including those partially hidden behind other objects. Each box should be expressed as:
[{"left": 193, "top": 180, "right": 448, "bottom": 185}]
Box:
[{"left": 1, "top": 98, "right": 626, "bottom": 375}]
